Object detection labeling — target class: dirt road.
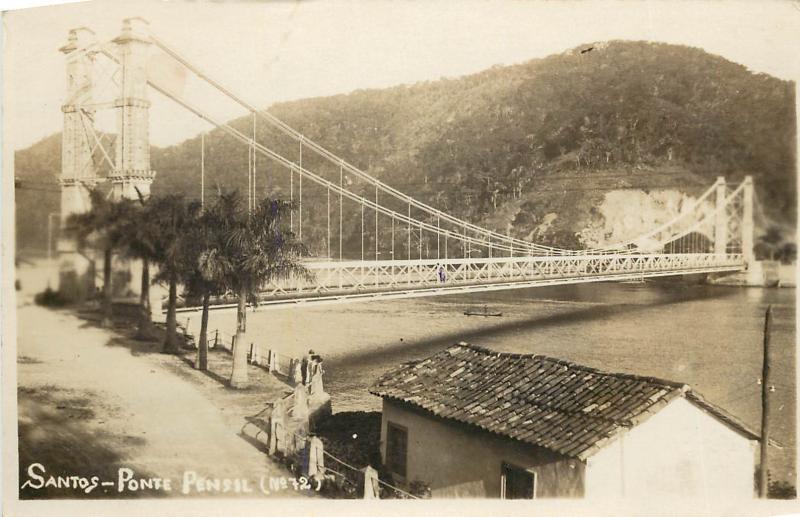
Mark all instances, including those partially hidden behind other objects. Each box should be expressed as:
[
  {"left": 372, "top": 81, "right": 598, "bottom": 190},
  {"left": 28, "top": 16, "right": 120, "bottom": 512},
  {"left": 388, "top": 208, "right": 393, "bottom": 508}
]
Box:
[{"left": 16, "top": 278, "right": 297, "bottom": 498}]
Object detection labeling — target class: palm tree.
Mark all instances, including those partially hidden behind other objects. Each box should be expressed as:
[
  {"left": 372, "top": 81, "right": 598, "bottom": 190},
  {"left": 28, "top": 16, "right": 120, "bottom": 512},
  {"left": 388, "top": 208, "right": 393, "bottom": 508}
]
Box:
[
  {"left": 65, "top": 189, "right": 135, "bottom": 328},
  {"left": 215, "top": 192, "right": 310, "bottom": 388},
  {"left": 181, "top": 206, "right": 227, "bottom": 371},
  {"left": 122, "top": 189, "right": 161, "bottom": 340},
  {"left": 149, "top": 195, "right": 201, "bottom": 354}
]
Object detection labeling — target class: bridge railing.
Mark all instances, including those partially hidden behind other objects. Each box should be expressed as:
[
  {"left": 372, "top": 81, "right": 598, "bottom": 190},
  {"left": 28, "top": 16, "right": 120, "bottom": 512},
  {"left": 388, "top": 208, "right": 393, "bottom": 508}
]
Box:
[{"left": 259, "top": 253, "right": 744, "bottom": 297}]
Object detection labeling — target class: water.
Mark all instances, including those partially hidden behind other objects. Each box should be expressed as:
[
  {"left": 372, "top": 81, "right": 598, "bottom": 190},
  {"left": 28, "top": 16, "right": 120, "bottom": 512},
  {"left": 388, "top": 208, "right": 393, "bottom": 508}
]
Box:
[{"left": 185, "top": 282, "right": 796, "bottom": 482}]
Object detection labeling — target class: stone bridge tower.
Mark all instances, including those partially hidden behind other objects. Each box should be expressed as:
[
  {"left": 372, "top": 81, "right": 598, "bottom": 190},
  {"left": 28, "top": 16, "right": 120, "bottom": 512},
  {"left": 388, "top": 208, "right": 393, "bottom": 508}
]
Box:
[{"left": 57, "top": 27, "right": 98, "bottom": 300}]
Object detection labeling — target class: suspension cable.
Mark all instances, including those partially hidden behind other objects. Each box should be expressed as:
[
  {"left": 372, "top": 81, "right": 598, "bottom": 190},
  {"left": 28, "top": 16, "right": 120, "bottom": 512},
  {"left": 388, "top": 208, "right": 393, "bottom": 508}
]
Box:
[
  {"left": 147, "top": 32, "right": 564, "bottom": 254},
  {"left": 148, "top": 33, "right": 733, "bottom": 257},
  {"left": 149, "top": 77, "right": 736, "bottom": 258}
]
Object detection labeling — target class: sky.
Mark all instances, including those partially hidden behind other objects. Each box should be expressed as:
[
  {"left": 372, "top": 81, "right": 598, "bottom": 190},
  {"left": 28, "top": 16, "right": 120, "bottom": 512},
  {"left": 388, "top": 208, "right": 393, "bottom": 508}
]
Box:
[{"left": 3, "top": 0, "right": 800, "bottom": 152}]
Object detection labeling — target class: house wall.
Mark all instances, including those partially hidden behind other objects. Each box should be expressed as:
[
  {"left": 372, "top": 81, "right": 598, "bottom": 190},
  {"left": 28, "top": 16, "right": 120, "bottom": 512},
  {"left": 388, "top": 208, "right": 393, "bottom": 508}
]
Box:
[
  {"left": 380, "top": 399, "right": 585, "bottom": 498},
  {"left": 584, "top": 397, "right": 756, "bottom": 499}
]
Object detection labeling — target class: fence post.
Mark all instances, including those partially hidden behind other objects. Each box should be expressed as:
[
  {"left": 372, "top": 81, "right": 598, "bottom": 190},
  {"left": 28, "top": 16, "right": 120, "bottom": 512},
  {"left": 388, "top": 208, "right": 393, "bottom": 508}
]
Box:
[
  {"left": 269, "top": 398, "right": 287, "bottom": 456},
  {"left": 363, "top": 465, "right": 379, "bottom": 499},
  {"left": 310, "top": 369, "right": 325, "bottom": 399},
  {"left": 293, "top": 383, "right": 310, "bottom": 422},
  {"left": 214, "top": 329, "right": 218, "bottom": 348},
  {"left": 248, "top": 343, "right": 254, "bottom": 364},
  {"left": 289, "top": 358, "right": 304, "bottom": 385},
  {"left": 305, "top": 437, "right": 325, "bottom": 479},
  {"left": 230, "top": 335, "right": 235, "bottom": 352}
]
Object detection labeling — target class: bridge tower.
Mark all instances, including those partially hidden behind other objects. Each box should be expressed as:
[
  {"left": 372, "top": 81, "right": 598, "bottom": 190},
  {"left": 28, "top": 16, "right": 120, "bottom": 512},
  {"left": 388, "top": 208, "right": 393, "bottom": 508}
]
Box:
[
  {"left": 107, "top": 18, "right": 158, "bottom": 301},
  {"left": 110, "top": 17, "right": 156, "bottom": 200},
  {"left": 714, "top": 176, "right": 728, "bottom": 254},
  {"left": 57, "top": 27, "right": 98, "bottom": 300},
  {"left": 742, "top": 175, "right": 755, "bottom": 267}
]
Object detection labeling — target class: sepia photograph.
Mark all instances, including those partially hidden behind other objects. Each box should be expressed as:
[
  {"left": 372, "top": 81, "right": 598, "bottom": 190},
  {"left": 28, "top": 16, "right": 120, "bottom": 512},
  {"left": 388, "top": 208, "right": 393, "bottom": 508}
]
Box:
[{"left": 2, "top": 1, "right": 798, "bottom": 515}]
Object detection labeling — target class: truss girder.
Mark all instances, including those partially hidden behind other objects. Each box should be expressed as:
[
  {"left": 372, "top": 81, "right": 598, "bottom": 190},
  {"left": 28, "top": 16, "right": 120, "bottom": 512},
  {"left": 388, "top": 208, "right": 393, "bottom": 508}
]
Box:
[{"left": 255, "top": 253, "right": 745, "bottom": 299}]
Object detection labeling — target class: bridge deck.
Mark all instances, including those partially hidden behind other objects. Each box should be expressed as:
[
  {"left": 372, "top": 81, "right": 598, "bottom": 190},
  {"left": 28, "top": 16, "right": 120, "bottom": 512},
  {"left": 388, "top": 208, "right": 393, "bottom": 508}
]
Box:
[{"left": 175, "top": 253, "right": 744, "bottom": 313}]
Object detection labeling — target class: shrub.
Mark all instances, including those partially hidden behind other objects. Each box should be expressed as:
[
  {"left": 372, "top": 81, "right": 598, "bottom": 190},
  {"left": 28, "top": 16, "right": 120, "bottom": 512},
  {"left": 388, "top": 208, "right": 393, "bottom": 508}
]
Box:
[
  {"left": 769, "top": 480, "right": 797, "bottom": 499},
  {"left": 34, "top": 287, "right": 69, "bottom": 307}
]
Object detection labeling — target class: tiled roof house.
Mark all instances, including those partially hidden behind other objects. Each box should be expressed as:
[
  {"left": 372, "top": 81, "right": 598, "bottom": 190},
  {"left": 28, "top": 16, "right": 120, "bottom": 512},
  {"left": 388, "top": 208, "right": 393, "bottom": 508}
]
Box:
[{"left": 371, "top": 343, "right": 759, "bottom": 499}]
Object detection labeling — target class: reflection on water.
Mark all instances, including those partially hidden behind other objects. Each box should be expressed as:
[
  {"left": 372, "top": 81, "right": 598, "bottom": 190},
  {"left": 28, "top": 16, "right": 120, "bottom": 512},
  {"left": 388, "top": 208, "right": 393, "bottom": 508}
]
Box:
[{"left": 186, "top": 281, "right": 796, "bottom": 482}]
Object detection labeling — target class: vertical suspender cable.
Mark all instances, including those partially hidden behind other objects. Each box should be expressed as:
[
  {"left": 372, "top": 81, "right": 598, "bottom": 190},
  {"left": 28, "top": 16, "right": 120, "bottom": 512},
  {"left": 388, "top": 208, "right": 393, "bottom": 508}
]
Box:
[
  {"left": 407, "top": 203, "right": 411, "bottom": 260},
  {"left": 418, "top": 224, "right": 422, "bottom": 260},
  {"left": 327, "top": 187, "right": 331, "bottom": 258},
  {"left": 200, "top": 131, "right": 205, "bottom": 208},
  {"left": 247, "top": 132, "right": 252, "bottom": 214},
  {"left": 290, "top": 166, "right": 294, "bottom": 231},
  {"left": 361, "top": 203, "right": 364, "bottom": 261},
  {"left": 299, "top": 140, "right": 303, "bottom": 241},
  {"left": 375, "top": 185, "right": 379, "bottom": 261},
  {"left": 339, "top": 162, "right": 343, "bottom": 261},
  {"left": 252, "top": 114, "right": 256, "bottom": 208},
  {"left": 391, "top": 216, "right": 395, "bottom": 259},
  {"left": 437, "top": 215, "right": 440, "bottom": 260}
]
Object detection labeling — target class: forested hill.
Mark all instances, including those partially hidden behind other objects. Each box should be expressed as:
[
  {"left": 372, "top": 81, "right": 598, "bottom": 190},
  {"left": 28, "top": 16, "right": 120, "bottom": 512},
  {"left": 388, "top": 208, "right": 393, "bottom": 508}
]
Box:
[{"left": 15, "top": 40, "right": 796, "bottom": 255}]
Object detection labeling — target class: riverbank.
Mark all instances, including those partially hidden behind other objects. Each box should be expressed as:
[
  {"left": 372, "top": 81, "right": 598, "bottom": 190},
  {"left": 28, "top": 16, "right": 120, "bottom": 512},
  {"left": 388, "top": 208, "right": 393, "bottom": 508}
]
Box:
[
  {"left": 178, "top": 280, "right": 796, "bottom": 490},
  {"left": 14, "top": 262, "right": 796, "bottom": 495},
  {"left": 709, "top": 260, "right": 796, "bottom": 287},
  {"left": 15, "top": 265, "right": 307, "bottom": 499}
]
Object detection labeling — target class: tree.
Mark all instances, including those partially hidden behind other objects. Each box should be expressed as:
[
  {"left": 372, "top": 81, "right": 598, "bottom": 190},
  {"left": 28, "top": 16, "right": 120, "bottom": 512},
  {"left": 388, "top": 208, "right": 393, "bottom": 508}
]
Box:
[
  {"left": 181, "top": 205, "right": 227, "bottom": 371},
  {"left": 215, "top": 192, "right": 311, "bottom": 388},
  {"left": 149, "top": 195, "right": 201, "bottom": 354},
  {"left": 121, "top": 189, "right": 161, "bottom": 340},
  {"left": 65, "top": 189, "right": 136, "bottom": 328},
  {"left": 756, "top": 225, "right": 786, "bottom": 262}
]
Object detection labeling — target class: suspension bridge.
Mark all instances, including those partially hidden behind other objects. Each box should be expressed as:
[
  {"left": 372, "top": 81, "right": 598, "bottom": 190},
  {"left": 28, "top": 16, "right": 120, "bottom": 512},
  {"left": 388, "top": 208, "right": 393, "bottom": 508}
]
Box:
[{"left": 56, "top": 18, "right": 755, "bottom": 311}]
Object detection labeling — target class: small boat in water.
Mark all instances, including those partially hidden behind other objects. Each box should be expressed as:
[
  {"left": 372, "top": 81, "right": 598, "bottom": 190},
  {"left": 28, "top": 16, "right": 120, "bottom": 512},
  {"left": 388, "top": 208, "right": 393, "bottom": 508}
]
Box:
[{"left": 464, "top": 305, "right": 502, "bottom": 317}]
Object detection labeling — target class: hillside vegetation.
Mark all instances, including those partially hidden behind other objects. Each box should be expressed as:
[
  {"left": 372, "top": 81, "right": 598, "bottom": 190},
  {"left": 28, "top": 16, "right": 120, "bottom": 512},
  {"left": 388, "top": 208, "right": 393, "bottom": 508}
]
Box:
[{"left": 15, "top": 41, "right": 796, "bottom": 255}]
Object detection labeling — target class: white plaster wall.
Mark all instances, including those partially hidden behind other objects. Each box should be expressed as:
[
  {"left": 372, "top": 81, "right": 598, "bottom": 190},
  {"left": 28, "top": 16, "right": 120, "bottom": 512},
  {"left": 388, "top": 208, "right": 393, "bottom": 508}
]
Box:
[
  {"left": 584, "top": 397, "right": 756, "bottom": 500},
  {"left": 380, "top": 400, "right": 585, "bottom": 498}
]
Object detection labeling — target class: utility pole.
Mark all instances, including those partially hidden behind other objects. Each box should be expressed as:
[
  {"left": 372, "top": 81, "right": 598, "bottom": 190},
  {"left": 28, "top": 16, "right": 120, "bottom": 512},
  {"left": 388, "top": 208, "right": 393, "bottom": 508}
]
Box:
[{"left": 759, "top": 304, "right": 773, "bottom": 498}]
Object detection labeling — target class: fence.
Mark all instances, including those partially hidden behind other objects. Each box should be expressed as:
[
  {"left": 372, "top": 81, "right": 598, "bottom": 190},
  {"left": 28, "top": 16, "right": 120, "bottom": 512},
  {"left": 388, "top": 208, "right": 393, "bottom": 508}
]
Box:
[
  {"left": 177, "top": 320, "right": 416, "bottom": 499},
  {"left": 177, "top": 322, "right": 300, "bottom": 379},
  {"left": 176, "top": 317, "right": 236, "bottom": 353},
  {"left": 274, "top": 426, "right": 419, "bottom": 499},
  {"left": 319, "top": 447, "right": 420, "bottom": 499}
]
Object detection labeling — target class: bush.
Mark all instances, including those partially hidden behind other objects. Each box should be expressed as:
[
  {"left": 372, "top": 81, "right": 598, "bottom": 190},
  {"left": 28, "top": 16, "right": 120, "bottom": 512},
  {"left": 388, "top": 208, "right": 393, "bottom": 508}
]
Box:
[
  {"left": 769, "top": 480, "right": 797, "bottom": 499},
  {"left": 34, "top": 287, "right": 69, "bottom": 307}
]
